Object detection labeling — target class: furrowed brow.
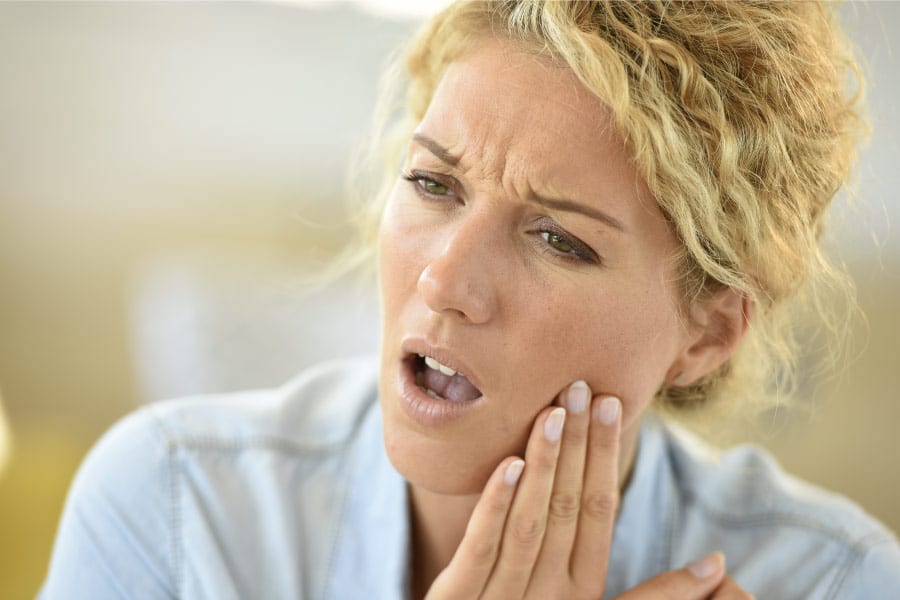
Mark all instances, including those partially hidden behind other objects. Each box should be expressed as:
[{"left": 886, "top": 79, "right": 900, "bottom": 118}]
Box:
[
  {"left": 411, "top": 132, "right": 627, "bottom": 233},
  {"left": 411, "top": 133, "right": 461, "bottom": 167},
  {"left": 530, "top": 193, "right": 628, "bottom": 233}
]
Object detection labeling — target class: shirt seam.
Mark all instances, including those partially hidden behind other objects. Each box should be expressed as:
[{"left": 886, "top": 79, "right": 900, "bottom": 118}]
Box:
[
  {"left": 146, "top": 406, "right": 184, "bottom": 598},
  {"left": 156, "top": 435, "right": 348, "bottom": 455},
  {"left": 147, "top": 424, "right": 348, "bottom": 600},
  {"left": 167, "top": 442, "right": 184, "bottom": 599},
  {"left": 320, "top": 457, "right": 357, "bottom": 600},
  {"left": 824, "top": 531, "right": 896, "bottom": 599},
  {"left": 319, "top": 400, "right": 379, "bottom": 600},
  {"left": 678, "top": 485, "right": 880, "bottom": 549}
]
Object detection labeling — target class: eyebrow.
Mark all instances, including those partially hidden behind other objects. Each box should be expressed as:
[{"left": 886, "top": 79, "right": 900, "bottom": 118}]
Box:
[
  {"left": 530, "top": 193, "right": 628, "bottom": 233},
  {"left": 412, "top": 133, "right": 461, "bottom": 167},
  {"left": 411, "top": 132, "right": 628, "bottom": 233}
]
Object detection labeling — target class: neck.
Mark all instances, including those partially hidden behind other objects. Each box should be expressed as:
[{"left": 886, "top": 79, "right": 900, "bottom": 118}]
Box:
[
  {"left": 407, "top": 484, "right": 479, "bottom": 600},
  {"left": 407, "top": 418, "right": 642, "bottom": 599}
]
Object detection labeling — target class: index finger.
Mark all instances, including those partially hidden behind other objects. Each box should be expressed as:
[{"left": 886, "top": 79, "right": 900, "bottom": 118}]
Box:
[
  {"left": 570, "top": 394, "right": 622, "bottom": 585},
  {"left": 427, "top": 456, "right": 525, "bottom": 599}
]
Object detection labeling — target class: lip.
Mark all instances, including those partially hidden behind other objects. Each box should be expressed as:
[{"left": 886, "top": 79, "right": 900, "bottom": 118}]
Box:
[{"left": 396, "top": 337, "right": 485, "bottom": 427}]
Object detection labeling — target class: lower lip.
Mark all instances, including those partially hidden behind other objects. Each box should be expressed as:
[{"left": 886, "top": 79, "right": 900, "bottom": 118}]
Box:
[{"left": 397, "top": 356, "right": 484, "bottom": 427}]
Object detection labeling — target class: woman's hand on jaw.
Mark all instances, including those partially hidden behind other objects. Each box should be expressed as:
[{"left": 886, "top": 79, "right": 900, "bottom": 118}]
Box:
[{"left": 425, "top": 381, "right": 754, "bottom": 600}]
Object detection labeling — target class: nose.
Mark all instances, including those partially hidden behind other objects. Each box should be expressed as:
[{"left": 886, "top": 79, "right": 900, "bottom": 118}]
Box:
[{"left": 416, "top": 214, "right": 499, "bottom": 325}]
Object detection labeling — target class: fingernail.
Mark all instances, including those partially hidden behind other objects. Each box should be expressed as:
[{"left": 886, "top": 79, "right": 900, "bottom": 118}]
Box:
[
  {"left": 567, "top": 380, "right": 589, "bottom": 413},
  {"left": 504, "top": 459, "right": 525, "bottom": 486},
  {"left": 687, "top": 552, "right": 723, "bottom": 579},
  {"left": 544, "top": 407, "right": 566, "bottom": 442},
  {"left": 594, "top": 396, "right": 620, "bottom": 425}
]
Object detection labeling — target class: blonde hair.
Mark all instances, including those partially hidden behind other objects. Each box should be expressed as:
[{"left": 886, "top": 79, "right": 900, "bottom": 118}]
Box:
[{"left": 344, "top": 0, "right": 866, "bottom": 420}]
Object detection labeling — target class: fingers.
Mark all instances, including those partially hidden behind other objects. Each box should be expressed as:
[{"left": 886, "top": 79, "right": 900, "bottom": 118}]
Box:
[
  {"left": 614, "top": 552, "right": 726, "bottom": 600},
  {"left": 426, "top": 456, "right": 525, "bottom": 599},
  {"left": 710, "top": 575, "right": 757, "bottom": 600},
  {"left": 544, "top": 380, "right": 591, "bottom": 533},
  {"left": 481, "top": 405, "right": 566, "bottom": 599},
  {"left": 433, "top": 381, "right": 625, "bottom": 600},
  {"left": 569, "top": 392, "right": 622, "bottom": 585},
  {"left": 527, "top": 381, "right": 593, "bottom": 589}
]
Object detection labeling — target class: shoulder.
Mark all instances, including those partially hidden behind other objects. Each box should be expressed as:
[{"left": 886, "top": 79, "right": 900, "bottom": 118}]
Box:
[
  {"left": 42, "top": 388, "right": 177, "bottom": 598},
  {"left": 657, "top": 418, "right": 900, "bottom": 598},
  {"left": 75, "top": 353, "right": 380, "bottom": 490},
  {"left": 661, "top": 420, "right": 893, "bottom": 545},
  {"left": 74, "top": 354, "right": 379, "bottom": 481},
  {"left": 42, "top": 356, "right": 380, "bottom": 599},
  {"left": 145, "top": 354, "right": 380, "bottom": 450}
]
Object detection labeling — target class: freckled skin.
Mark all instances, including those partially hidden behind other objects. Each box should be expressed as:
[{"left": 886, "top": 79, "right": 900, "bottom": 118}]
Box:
[{"left": 377, "top": 40, "right": 693, "bottom": 495}]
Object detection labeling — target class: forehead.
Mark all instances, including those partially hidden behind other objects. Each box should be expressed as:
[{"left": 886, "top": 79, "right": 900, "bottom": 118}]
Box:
[{"left": 415, "top": 39, "right": 648, "bottom": 202}]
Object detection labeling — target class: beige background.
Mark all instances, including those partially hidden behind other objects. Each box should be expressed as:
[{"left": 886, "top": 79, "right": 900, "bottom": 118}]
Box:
[{"left": 1, "top": 2, "right": 898, "bottom": 598}]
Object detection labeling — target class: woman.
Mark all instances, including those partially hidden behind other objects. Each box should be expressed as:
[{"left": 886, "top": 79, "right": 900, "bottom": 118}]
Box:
[{"left": 41, "top": 1, "right": 899, "bottom": 598}]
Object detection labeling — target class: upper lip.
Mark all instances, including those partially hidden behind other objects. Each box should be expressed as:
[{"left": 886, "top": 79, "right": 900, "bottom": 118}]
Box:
[{"left": 401, "top": 337, "right": 485, "bottom": 395}]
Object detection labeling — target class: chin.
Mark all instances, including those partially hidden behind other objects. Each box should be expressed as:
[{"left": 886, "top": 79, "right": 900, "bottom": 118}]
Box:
[{"left": 380, "top": 414, "right": 501, "bottom": 496}]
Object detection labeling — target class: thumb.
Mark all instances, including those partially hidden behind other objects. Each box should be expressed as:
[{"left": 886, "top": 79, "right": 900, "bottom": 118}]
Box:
[{"left": 614, "top": 552, "right": 726, "bottom": 600}]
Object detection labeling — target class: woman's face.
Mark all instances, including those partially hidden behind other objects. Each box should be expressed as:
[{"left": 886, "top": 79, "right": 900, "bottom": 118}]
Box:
[{"left": 378, "top": 40, "right": 694, "bottom": 494}]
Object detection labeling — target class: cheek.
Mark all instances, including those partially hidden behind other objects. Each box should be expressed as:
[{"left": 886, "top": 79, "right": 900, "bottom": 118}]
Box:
[
  {"left": 377, "top": 196, "right": 421, "bottom": 318},
  {"left": 514, "top": 281, "right": 683, "bottom": 423}
]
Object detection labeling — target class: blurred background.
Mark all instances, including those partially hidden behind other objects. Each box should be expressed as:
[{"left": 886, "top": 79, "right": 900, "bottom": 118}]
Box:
[{"left": 0, "top": 1, "right": 898, "bottom": 597}]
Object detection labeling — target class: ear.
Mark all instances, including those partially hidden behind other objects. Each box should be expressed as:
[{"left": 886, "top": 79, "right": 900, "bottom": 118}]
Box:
[{"left": 666, "top": 287, "right": 753, "bottom": 386}]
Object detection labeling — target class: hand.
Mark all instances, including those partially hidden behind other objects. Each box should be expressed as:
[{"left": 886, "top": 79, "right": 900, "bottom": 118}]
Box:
[
  {"left": 425, "top": 381, "right": 755, "bottom": 600},
  {"left": 617, "top": 559, "right": 756, "bottom": 599}
]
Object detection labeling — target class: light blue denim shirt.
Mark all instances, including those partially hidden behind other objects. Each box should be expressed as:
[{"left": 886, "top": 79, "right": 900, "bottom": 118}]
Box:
[{"left": 40, "top": 356, "right": 900, "bottom": 599}]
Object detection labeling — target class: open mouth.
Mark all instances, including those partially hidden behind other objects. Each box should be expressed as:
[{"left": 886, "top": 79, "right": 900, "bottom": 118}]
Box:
[{"left": 407, "top": 353, "right": 483, "bottom": 403}]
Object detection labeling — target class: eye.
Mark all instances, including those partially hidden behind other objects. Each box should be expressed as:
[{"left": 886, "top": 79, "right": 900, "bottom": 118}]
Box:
[
  {"left": 534, "top": 219, "right": 600, "bottom": 265},
  {"left": 541, "top": 231, "right": 575, "bottom": 254},
  {"left": 418, "top": 178, "right": 449, "bottom": 195},
  {"left": 402, "top": 171, "right": 455, "bottom": 198}
]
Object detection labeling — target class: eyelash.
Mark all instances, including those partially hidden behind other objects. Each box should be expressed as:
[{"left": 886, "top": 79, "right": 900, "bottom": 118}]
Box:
[{"left": 401, "top": 170, "right": 600, "bottom": 265}]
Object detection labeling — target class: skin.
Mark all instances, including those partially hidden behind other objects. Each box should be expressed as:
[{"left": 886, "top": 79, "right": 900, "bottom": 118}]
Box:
[{"left": 377, "top": 39, "right": 752, "bottom": 598}]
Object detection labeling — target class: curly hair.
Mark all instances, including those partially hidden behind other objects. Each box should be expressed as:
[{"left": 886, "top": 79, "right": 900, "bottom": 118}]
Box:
[{"left": 346, "top": 0, "right": 866, "bottom": 420}]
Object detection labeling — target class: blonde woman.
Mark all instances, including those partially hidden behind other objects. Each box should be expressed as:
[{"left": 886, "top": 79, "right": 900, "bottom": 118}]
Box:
[{"left": 42, "top": 2, "right": 899, "bottom": 598}]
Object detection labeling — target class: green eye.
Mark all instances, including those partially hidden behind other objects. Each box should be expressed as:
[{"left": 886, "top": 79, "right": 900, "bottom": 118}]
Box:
[
  {"left": 419, "top": 179, "right": 449, "bottom": 195},
  {"left": 543, "top": 231, "right": 575, "bottom": 254}
]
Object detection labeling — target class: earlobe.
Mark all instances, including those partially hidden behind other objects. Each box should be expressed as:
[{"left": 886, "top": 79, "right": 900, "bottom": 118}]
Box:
[{"left": 669, "top": 288, "right": 752, "bottom": 386}]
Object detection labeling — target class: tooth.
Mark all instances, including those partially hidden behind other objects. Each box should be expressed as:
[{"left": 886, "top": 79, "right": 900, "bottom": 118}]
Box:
[
  {"left": 425, "top": 388, "right": 445, "bottom": 401},
  {"left": 438, "top": 364, "right": 456, "bottom": 376},
  {"left": 417, "top": 353, "right": 424, "bottom": 358},
  {"left": 423, "top": 355, "right": 458, "bottom": 377}
]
